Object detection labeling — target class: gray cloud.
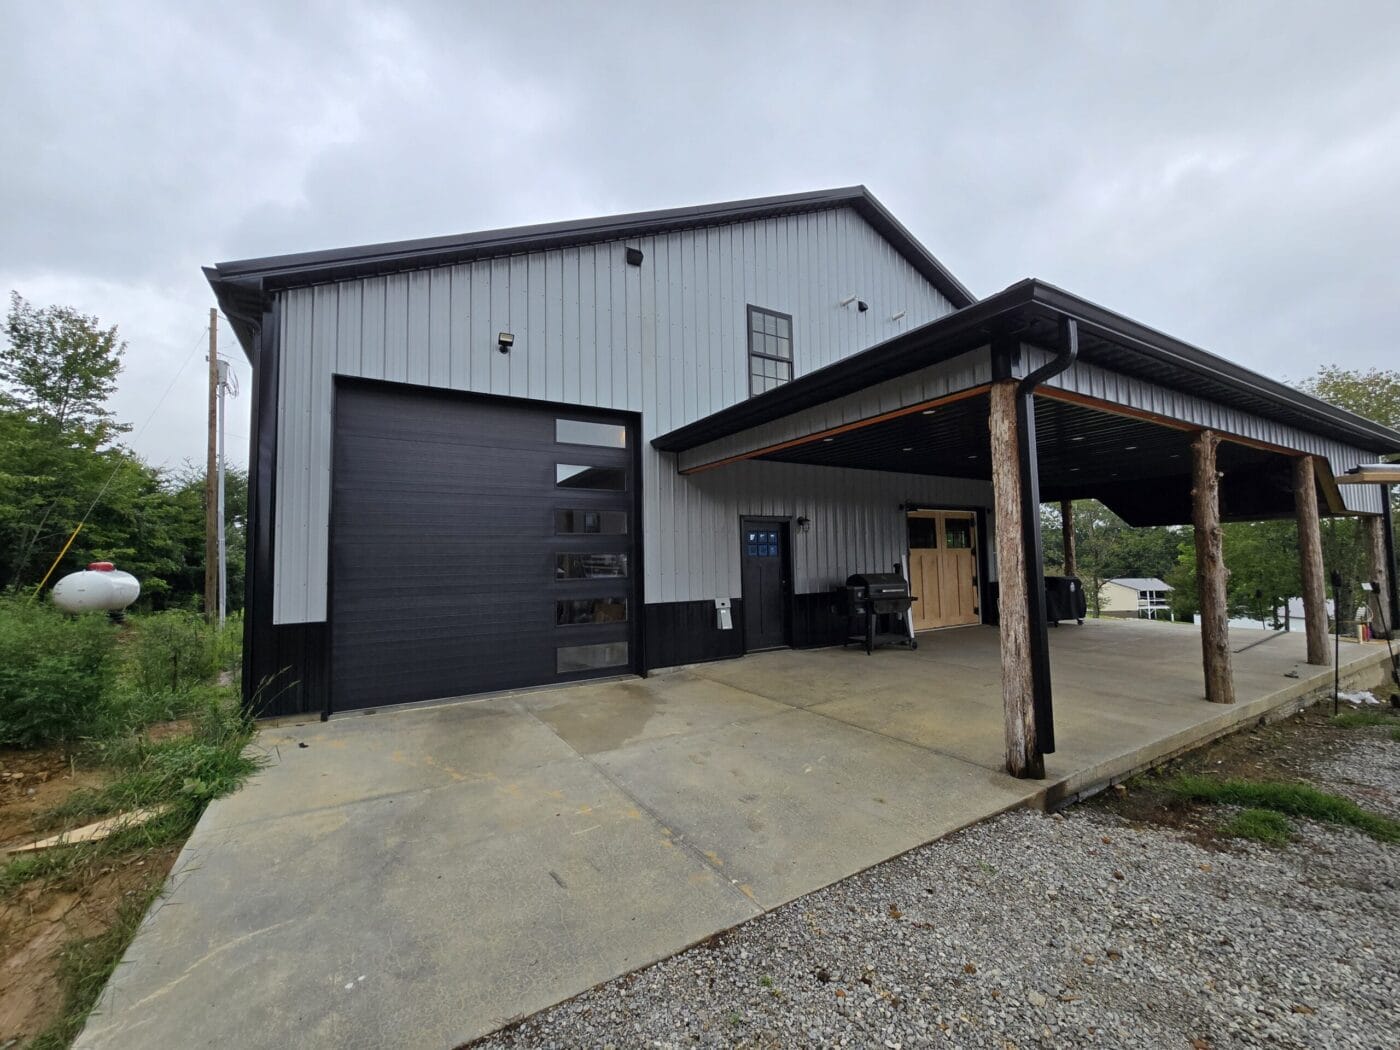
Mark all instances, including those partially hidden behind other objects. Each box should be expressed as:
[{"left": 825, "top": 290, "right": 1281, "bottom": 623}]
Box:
[{"left": 3, "top": 0, "right": 1398, "bottom": 469}]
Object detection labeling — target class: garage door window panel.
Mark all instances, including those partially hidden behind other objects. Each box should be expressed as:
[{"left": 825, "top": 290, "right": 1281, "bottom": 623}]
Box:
[
  {"left": 555, "top": 597, "right": 629, "bottom": 626},
  {"left": 556, "top": 418, "right": 628, "bottom": 448},
  {"left": 555, "top": 552, "right": 629, "bottom": 578},
  {"left": 556, "top": 464, "right": 627, "bottom": 490},
  {"left": 555, "top": 509, "right": 628, "bottom": 535},
  {"left": 557, "top": 642, "right": 630, "bottom": 674}
]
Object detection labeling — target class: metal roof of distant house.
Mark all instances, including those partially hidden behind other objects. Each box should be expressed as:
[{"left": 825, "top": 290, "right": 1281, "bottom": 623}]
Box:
[
  {"left": 205, "top": 186, "right": 974, "bottom": 354},
  {"left": 1108, "top": 578, "right": 1173, "bottom": 592}
]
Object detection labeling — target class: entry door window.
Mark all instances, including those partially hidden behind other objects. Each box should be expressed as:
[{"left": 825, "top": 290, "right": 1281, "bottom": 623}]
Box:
[
  {"left": 746, "top": 529, "right": 780, "bottom": 557},
  {"left": 908, "top": 516, "right": 939, "bottom": 549},
  {"left": 944, "top": 517, "right": 972, "bottom": 549}
]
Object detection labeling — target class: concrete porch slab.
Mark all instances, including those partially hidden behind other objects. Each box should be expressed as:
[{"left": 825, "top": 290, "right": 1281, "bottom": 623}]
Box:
[{"left": 76, "top": 620, "right": 1392, "bottom": 1050}]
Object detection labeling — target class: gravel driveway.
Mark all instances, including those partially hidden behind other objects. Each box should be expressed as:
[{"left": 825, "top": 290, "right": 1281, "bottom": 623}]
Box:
[{"left": 474, "top": 725, "right": 1399, "bottom": 1050}]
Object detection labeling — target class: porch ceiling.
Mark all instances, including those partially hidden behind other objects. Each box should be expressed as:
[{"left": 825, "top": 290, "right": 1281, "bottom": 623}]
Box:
[{"left": 758, "top": 392, "right": 1294, "bottom": 526}]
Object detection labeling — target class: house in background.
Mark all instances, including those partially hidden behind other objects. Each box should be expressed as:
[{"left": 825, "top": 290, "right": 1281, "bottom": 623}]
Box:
[
  {"left": 1100, "top": 577, "right": 1173, "bottom": 619},
  {"left": 205, "top": 186, "right": 1400, "bottom": 777}
]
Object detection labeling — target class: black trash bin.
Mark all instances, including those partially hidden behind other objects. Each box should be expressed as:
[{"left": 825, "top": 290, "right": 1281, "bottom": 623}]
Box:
[{"left": 1044, "top": 575, "right": 1086, "bottom": 625}]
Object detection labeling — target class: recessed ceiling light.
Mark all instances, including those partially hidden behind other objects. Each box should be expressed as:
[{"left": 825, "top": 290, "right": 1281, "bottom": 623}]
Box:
[
  {"left": 1071, "top": 435, "right": 1085, "bottom": 442},
  {"left": 1124, "top": 445, "right": 1137, "bottom": 450},
  {"left": 1069, "top": 467, "right": 1080, "bottom": 472},
  {"left": 967, "top": 454, "right": 977, "bottom": 459},
  {"left": 921, "top": 409, "right": 937, "bottom": 415},
  {"left": 822, "top": 437, "right": 835, "bottom": 443},
  {"left": 902, "top": 446, "right": 913, "bottom": 452}
]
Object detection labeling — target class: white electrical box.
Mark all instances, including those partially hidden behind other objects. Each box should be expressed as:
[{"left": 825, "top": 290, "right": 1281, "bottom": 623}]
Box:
[{"left": 714, "top": 597, "right": 733, "bottom": 630}]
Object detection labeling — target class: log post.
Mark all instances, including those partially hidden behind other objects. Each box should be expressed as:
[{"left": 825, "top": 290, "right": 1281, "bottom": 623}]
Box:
[
  {"left": 1060, "top": 498, "right": 1077, "bottom": 577},
  {"left": 990, "top": 379, "right": 1043, "bottom": 777},
  {"left": 1191, "top": 431, "right": 1235, "bottom": 703},
  {"left": 1364, "top": 512, "right": 1392, "bottom": 639},
  {"left": 1292, "top": 456, "right": 1331, "bottom": 665}
]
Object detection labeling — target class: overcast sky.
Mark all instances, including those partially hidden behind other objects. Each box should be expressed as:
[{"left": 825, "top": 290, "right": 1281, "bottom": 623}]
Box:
[{"left": 4, "top": 1, "right": 1398, "bottom": 470}]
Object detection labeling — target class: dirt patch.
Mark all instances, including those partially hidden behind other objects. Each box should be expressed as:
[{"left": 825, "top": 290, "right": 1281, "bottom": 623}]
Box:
[
  {"left": 1089, "top": 699, "right": 1399, "bottom": 846},
  {"left": 1, "top": 745, "right": 177, "bottom": 1046},
  {"left": 0, "top": 748, "right": 109, "bottom": 850},
  {"left": 0, "top": 845, "right": 177, "bottom": 1044}
]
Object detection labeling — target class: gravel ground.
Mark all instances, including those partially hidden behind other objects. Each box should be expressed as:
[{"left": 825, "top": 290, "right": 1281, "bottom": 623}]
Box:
[
  {"left": 474, "top": 731, "right": 1400, "bottom": 1050},
  {"left": 1315, "top": 733, "right": 1400, "bottom": 820}
]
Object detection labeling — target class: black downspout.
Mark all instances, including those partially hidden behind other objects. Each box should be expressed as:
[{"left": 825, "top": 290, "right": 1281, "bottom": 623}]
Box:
[
  {"left": 1383, "top": 483, "right": 1399, "bottom": 631},
  {"left": 1015, "top": 316, "right": 1080, "bottom": 755}
]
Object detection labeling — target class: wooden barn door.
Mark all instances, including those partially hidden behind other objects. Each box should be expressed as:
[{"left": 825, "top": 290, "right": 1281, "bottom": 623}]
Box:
[{"left": 907, "top": 510, "right": 979, "bottom": 631}]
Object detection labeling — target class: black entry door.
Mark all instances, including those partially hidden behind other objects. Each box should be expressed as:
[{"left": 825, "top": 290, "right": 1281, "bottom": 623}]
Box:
[
  {"left": 330, "top": 382, "right": 636, "bottom": 711},
  {"left": 740, "top": 518, "right": 790, "bottom": 652}
]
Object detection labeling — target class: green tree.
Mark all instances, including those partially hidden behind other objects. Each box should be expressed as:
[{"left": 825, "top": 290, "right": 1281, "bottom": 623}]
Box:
[
  {"left": 1299, "top": 365, "right": 1399, "bottom": 627},
  {"left": 1300, "top": 365, "right": 1400, "bottom": 437},
  {"left": 1043, "top": 500, "right": 1182, "bottom": 616},
  {"left": 2, "top": 291, "right": 127, "bottom": 436},
  {"left": 1, "top": 292, "right": 246, "bottom": 610}
]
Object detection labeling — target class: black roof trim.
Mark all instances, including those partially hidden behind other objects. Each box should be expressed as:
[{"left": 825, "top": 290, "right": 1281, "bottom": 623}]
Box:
[
  {"left": 652, "top": 279, "right": 1400, "bottom": 455},
  {"left": 206, "top": 186, "right": 975, "bottom": 358}
]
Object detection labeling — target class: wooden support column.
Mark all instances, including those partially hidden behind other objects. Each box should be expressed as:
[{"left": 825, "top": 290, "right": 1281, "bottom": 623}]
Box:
[
  {"left": 990, "top": 379, "right": 1043, "bottom": 778},
  {"left": 1060, "top": 499, "right": 1077, "bottom": 577},
  {"left": 1191, "top": 431, "right": 1235, "bottom": 703},
  {"left": 1364, "top": 512, "right": 1392, "bottom": 639},
  {"left": 1292, "top": 455, "right": 1331, "bottom": 665}
]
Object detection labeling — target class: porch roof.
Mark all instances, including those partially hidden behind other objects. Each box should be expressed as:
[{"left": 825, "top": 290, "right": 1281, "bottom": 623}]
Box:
[{"left": 651, "top": 279, "right": 1400, "bottom": 456}]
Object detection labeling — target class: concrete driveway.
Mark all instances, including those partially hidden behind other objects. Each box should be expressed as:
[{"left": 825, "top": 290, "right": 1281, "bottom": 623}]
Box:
[{"left": 76, "top": 621, "right": 1387, "bottom": 1049}]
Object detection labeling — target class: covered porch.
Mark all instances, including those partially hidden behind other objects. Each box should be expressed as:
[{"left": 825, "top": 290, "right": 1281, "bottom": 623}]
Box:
[{"left": 656, "top": 278, "right": 1400, "bottom": 778}]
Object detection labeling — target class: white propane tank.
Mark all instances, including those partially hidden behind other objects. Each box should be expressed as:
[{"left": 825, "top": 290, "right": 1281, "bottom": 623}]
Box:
[{"left": 50, "top": 562, "right": 141, "bottom": 613}]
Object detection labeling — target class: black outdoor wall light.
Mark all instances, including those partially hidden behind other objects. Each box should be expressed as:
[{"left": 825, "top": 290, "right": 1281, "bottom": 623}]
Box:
[
  {"left": 497, "top": 332, "right": 514, "bottom": 354},
  {"left": 796, "top": 516, "right": 811, "bottom": 534}
]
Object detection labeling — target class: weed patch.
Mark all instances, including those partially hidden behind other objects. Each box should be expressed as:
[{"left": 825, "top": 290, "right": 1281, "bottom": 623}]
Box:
[
  {"left": 1221, "top": 808, "right": 1292, "bottom": 845},
  {"left": 1, "top": 695, "right": 259, "bottom": 898},
  {"left": 1330, "top": 710, "right": 1400, "bottom": 729},
  {"left": 1168, "top": 775, "right": 1400, "bottom": 842}
]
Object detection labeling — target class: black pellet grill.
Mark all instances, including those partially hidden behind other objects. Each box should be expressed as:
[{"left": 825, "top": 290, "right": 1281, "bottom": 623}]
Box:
[{"left": 842, "top": 572, "right": 918, "bottom": 654}]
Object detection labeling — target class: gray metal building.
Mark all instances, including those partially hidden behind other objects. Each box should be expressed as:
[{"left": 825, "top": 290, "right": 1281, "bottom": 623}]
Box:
[{"left": 207, "top": 187, "right": 1400, "bottom": 723}]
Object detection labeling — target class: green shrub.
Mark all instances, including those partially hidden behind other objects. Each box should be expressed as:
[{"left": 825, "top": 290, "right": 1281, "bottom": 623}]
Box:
[
  {"left": 0, "top": 599, "right": 117, "bottom": 749},
  {"left": 127, "top": 610, "right": 216, "bottom": 696}
]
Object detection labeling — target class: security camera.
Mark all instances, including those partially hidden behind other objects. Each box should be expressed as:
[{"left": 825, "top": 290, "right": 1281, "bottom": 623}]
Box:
[{"left": 857, "top": 300, "right": 869, "bottom": 312}]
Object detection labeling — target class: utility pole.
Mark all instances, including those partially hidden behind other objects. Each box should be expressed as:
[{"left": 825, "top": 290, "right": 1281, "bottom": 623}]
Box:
[
  {"left": 216, "top": 357, "right": 231, "bottom": 627},
  {"left": 205, "top": 308, "right": 219, "bottom": 622}
]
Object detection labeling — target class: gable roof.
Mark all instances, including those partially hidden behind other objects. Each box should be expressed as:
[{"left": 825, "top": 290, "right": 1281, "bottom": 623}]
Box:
[{"left": 206, "top": 186, "right": 975, "bottom": 356}]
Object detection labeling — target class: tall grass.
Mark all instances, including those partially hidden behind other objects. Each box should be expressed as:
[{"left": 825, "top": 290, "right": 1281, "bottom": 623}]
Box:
[{"left": 1, "top": 692, "right": 261, "bottom": 897}]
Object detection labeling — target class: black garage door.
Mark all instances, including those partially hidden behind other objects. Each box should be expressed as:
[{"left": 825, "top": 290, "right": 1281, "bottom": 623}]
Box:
[{"left": 330, "top": 381, "right": 637, "bottom": 711}]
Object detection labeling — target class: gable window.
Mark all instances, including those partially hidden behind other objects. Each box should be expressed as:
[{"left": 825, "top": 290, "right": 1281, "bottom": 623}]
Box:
[{"left": 747, "top": 305, "right": 793, "bottom": 396}]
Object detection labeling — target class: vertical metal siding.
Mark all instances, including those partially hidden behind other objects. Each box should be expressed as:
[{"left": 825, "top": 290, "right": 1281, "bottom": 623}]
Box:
[
  {"left": 272, "top": 206, "right": 960, "bottom": 622},
  {"left": 1024, "top": 348, "right": 1383, "bottom": 515}
]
